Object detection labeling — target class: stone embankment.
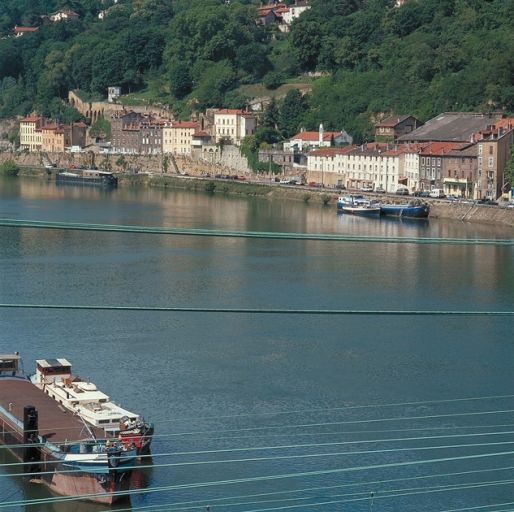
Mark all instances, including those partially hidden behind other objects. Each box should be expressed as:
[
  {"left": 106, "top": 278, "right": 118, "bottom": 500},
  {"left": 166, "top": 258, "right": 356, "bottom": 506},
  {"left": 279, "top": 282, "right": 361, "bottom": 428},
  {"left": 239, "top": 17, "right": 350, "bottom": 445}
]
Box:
[{"left": 2, "top": 151, "right": 513, "bottom": 227}]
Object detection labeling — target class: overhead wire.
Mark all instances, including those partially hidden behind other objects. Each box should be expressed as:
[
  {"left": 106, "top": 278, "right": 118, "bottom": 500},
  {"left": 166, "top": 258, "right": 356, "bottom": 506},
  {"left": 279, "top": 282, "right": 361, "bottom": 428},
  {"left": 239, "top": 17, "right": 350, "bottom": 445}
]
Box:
[
  {"left": 3, "top": 441, "right": 514, "bottom": 479},
  {"left": 4, "top": 459, "right": 514, "bottom": 509},
  {"left": 2, "top": 403, "right": 514, "bottom": 438},
  {"left": 4, "top": 428, "right": 514, "bottom": 468},
  {"left": 1, "top": 303, "right": 513, "bottom": 315},
  {"left": 74, "top": 479, "right": 514, "bottom": 512},
  {"left": 6, "top": 470, "right": 514, "bottom": 512},
  {"left": 1, "top": 218, "right": 513, "bottom": 245}
]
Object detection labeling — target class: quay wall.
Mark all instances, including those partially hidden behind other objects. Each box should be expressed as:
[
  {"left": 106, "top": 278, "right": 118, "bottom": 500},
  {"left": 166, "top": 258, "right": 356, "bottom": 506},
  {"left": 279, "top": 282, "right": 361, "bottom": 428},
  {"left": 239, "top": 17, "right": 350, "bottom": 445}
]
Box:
[{"left": 2, "top": 152, "right": 513, "bottom": 227}]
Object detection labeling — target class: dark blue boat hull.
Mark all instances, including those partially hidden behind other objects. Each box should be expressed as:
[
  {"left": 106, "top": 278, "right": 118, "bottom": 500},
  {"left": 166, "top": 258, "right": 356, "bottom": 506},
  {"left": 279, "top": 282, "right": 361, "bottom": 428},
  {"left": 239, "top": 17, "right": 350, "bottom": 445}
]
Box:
[{"left": 380, "top": 204, "right": 429, "bottom": 218}]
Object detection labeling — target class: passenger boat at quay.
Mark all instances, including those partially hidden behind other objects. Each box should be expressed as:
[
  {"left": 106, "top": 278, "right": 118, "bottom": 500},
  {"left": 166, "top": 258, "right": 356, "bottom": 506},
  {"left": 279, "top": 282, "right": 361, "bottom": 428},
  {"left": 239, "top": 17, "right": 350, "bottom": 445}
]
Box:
[
  {"left": 337, "top": 195, "right": 381, "bottom": 217},
  {"left": 0, "top": 354, "right": 137, "bottom": 504},
  {"left": 56, "top": 169, "right": 118, "bottom": 188},
  {"left": 31, "top": 358, "right": 153, "bottom": 455}
]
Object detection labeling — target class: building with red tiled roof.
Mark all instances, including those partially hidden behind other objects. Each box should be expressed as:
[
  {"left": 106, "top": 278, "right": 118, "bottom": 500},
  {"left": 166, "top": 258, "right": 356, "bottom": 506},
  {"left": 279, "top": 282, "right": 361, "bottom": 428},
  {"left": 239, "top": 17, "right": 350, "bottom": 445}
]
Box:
[
  {"left": 111, "top": 111, "right": 166, "bottom": 154},
  {"left": 419, "top": 142, "right": 464, "bottom": 191},
  {"left": 163, "top": 121, "right": 200, "bottom": 155},
  {"left": 286, "top": 125, "right": 353, "bottom": 152},
  {"left": 13, "top": 26, "right": 38, "bottom": 37}
]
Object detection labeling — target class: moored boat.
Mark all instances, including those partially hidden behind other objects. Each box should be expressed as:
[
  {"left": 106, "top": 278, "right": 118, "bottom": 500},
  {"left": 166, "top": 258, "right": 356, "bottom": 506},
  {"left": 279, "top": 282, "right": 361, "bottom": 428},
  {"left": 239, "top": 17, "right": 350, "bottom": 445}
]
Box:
[
  {"left": 56, "top": 169, "right": 118, "bottom": 188},
  {"left": 380, "top": 200, "right": 430, "bottom": 218},
  {"left": 337, "top": 196, "right": 381, "bottom": 216},
  {"left": 0, "top": 354, "right": 136, "bottom": 504},
  {"left": 31, "top": 359, "right": 153, "bottom": 455}
]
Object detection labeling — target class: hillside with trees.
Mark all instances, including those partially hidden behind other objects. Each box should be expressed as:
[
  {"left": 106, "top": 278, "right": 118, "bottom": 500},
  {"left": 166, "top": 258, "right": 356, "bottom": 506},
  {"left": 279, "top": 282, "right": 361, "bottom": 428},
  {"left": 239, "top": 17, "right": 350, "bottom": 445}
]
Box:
[{"left": 0, "top": 0, "right": 513, "bottom": 142}]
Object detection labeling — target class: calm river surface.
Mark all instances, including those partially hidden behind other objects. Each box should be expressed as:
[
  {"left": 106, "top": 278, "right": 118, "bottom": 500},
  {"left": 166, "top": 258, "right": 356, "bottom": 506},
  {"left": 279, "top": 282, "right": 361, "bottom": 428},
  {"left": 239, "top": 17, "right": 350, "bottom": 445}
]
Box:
[{"left": 0, "top": 177, "right": 513, "bottom": 512}]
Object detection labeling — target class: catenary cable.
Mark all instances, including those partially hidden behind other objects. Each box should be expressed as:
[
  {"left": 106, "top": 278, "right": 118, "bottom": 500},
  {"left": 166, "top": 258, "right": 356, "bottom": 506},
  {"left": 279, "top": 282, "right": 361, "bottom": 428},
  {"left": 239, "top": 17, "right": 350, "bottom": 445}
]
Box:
[
  {"left": 3, "top": 428, "right": 514, "bottom": 468},
  {"left": 1, "top": 302, "right": 513, "bottom": 315},
  {"left": 1, "top": 218, "right": 513, "bottom": 245},
  {"left": 3, "top": 440, "right": 514, "bottom": 478}
]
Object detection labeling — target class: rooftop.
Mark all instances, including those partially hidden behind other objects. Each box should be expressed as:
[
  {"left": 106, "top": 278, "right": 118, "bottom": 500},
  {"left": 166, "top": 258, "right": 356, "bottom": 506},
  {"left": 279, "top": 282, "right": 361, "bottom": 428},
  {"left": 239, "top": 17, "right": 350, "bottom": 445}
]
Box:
[
  {"left": 398, "top": 112, "right": 503, "bottom": 143},
  {"left": 309, "top": 146, "right": 355, "bottom": 157},
  {"left": 291, "top": 131, "right": 345, "bottom": 142},
  {"left": 14, "top": 26, "right": 39, "bottom": 33},
  {"left": 170, "top": 121, "right": 199, "bottom": 129},
  {"left": 376, "top": 115, "right": 414, "bottom": 128}
]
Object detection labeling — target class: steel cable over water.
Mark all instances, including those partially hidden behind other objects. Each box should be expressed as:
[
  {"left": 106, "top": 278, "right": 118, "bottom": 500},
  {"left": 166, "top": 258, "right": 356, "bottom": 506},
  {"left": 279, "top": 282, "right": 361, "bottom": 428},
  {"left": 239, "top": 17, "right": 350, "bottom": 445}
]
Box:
[
  {"left": 1, "top": 402, "right": 514, "bottom": 438},
  {"left": 2, "top": 460, "right": 514, "bottom": 509},
  {"left": 1, "top": 303, "right": 513, "bottom": 315},
  {"left": 4, "top": 429, "right": 514, "bottom": 468},
  {"left": 1, "top": 218, "right": 514, "bottom": 245},
  {"left": 3, "top": 441, "right": 514, "bottom": 479}
]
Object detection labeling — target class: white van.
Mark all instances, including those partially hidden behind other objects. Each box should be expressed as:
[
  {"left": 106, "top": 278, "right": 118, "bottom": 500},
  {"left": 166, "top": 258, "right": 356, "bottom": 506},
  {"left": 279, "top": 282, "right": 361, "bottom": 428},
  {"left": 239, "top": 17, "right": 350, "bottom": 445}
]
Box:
[{"left": 429, "top": 189, "right": 446, "bottom": 198}]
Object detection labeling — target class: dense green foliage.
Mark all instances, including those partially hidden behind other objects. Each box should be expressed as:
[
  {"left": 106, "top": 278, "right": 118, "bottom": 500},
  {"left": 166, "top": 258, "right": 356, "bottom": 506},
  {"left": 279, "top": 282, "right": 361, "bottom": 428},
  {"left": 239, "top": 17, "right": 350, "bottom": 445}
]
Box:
[
  {"left": 0, "top": 0, "right": 513, "bottom": 141},
  {"left": 0, "top": 159, "right": 19, "bottom": 176}
]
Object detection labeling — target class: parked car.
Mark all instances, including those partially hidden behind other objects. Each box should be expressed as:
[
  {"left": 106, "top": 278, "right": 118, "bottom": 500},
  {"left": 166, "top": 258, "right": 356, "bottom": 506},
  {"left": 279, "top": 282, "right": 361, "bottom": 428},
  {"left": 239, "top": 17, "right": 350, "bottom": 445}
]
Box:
[
  {"left": 446, "top": 194, "right": 460, "bottom": 201},
  {"left": 375, "top": 186, "right": 385, "bottom": 193},
  {"left": 429, "top": 189, "right": 446, "bottom": 198},
  {"left": 308, "top": 182, "right": 322, "bottom": 188},
  {"left": 413, "top": 190, "right": 429, "bottom": 197},
  {"left": 335, "top": 184, "right": 346, "bottom": 190},
  {"left": 395, "top": 188, "right": 409, "bottom": 196},
  {"left": 477, "top": 198, "right": 498, "bottom": 206},
  {"left": 279, "top": 179, "right": 291, "bottom": 184}
]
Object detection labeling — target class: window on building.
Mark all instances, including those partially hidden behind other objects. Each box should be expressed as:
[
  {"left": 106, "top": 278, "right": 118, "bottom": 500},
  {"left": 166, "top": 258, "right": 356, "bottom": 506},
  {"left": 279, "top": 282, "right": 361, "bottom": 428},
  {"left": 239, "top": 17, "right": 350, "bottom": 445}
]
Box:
[{"left": 489, "top": 146, "right": 493, "bottom": 155}]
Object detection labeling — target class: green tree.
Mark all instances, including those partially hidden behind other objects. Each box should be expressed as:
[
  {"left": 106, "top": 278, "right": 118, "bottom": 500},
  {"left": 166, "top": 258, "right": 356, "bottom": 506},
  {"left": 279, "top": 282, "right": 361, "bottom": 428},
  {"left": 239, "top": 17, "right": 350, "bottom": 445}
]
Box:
[
  {"left": 279, "top": 89, "right": 307, "bottom": 137},
  {"left": 0, "top": 159, "right": 19, "bottom": 176},
  {"left": 169, "top": 61, "right": 193, "bottom": 100},
  {"left": 262, "top": 98, "right": 280, "bottom": 130}
]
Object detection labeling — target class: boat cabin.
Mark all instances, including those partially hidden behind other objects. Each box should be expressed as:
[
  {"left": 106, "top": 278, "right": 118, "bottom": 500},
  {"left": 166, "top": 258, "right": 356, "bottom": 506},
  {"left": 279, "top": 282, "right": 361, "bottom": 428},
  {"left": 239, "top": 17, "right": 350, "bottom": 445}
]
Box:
[
  {"left": 0, "top": 353, "right": 24, "bottom": 378},
  {"left": 35, "top": 358, "right": 72, "bottom": 384}
]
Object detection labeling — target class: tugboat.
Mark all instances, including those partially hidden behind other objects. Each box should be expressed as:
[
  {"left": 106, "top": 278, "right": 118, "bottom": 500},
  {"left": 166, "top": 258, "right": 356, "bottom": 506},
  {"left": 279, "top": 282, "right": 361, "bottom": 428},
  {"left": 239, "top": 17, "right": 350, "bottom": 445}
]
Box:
[
  {"left": 31, "top": 359, "right": 153, "bottom": 455},
  {"left": 0, "top": 353, "right": 137, "bottom": 504}
]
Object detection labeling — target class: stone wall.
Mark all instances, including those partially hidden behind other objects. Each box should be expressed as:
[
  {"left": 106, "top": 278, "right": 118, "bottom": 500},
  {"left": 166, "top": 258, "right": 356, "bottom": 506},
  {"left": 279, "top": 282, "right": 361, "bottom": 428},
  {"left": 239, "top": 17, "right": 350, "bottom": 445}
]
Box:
[
  {"left": 430, "top": 201, "right": 514, "bottom": 227},
  {"left": 68, "top": 91, "right": 172, "bottom": 123}
]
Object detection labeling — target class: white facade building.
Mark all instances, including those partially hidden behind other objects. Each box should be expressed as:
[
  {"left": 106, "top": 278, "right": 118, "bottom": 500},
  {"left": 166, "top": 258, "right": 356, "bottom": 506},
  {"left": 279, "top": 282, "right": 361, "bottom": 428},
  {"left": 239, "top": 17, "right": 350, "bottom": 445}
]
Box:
[
  {"left": 307, "top": 144, "right": 414, "bottom": 192},
  {"left": 213, "top": 109, "right": 256, "bottom": 146}
]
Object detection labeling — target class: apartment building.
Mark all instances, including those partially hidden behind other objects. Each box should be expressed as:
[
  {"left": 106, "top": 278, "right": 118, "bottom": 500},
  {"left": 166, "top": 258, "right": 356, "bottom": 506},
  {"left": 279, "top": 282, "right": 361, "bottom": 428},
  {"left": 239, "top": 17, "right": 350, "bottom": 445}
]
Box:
[{"left": 163, "top": 121, "right": 199, "bottom": 155}]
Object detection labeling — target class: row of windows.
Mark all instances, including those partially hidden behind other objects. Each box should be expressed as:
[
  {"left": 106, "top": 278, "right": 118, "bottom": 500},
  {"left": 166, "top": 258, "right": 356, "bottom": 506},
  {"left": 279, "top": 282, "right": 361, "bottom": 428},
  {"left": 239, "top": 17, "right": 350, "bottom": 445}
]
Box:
[{"left": 421, "top": 157, "right": 441, "bottom": 166}]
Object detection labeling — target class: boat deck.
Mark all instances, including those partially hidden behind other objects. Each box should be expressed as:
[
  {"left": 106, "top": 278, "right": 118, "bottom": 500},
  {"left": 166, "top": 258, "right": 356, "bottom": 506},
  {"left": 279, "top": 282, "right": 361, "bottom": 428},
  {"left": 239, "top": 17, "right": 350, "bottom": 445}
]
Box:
[{"left": 0, "top": 378, "right": 104, "bottom": 444}]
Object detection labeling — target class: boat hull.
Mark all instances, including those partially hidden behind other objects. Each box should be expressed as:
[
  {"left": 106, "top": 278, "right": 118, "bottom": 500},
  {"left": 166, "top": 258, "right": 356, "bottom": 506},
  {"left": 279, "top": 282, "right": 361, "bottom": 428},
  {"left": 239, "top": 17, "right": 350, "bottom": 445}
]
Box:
[
  {"left": 380, "top": 204, "right": 429, "bottom": 218},
  {"left": 337, "top": 205, "right": 381, "bottom": 216},
  {"left": 0, "top": 376, "right": 134, "bottom": 505},
  {"left": 56, "top": 174, "right": 118, "bottom": 188}
]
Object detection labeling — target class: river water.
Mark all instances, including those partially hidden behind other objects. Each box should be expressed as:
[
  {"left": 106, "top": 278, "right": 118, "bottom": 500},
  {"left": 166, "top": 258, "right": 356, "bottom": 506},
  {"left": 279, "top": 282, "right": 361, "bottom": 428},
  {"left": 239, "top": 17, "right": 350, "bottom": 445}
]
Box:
[{"left": 0, "top": 177, "right": 513, "bottom": 512}]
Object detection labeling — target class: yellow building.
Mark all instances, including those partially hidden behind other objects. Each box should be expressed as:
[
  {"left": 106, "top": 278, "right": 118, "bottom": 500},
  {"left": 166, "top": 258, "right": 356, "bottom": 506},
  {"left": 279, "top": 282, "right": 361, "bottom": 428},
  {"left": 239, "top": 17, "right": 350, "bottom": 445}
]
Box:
[
  {"left": 41, "top": 125, "right": 68, "bottom": 153},
  {"left": 163, "top": 121, "right": 199, "bottom": 155},
  {"left": 19, "top": 116, "right": 43, "bottom": 152}
]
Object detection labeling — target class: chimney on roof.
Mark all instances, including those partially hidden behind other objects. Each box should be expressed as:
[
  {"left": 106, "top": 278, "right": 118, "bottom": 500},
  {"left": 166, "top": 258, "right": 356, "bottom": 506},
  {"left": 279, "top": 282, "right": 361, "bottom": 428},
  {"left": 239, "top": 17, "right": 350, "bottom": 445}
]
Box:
[{"left": 319, "top": 124, "right": 324, "bottom": 145}]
